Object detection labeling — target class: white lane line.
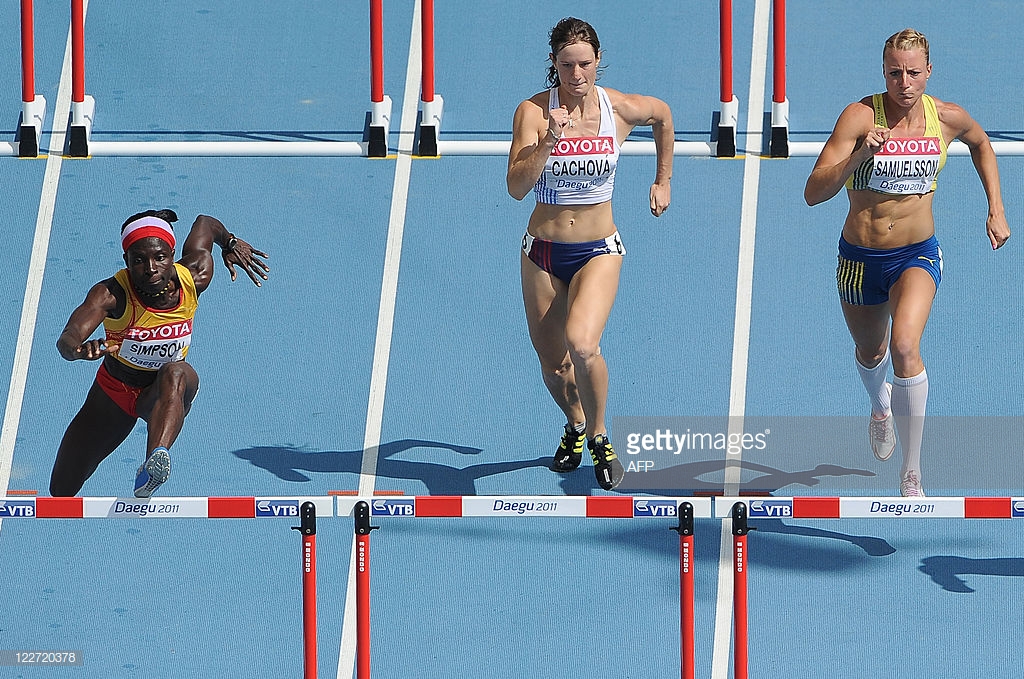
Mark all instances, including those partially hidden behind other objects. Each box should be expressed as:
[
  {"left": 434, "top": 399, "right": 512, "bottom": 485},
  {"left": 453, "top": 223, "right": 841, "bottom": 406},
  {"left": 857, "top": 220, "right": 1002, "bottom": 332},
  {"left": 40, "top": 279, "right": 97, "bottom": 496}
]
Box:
[
  {"left": 336, "top": 1, "right": 423, "bottom": 677},
  {"left": 0, "top": 0, "right": 85, "bottom": 525},
  {"left": 711, "top": 0, "right": 769, "bottom": 677}
]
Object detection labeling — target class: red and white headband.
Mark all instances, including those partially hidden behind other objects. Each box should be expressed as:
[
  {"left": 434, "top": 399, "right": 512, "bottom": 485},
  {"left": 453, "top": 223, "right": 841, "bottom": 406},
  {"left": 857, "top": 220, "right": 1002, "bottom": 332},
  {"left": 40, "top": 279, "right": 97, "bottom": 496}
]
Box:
[{"left": 121, "top": 216, "right": 175, "bottom": 251}]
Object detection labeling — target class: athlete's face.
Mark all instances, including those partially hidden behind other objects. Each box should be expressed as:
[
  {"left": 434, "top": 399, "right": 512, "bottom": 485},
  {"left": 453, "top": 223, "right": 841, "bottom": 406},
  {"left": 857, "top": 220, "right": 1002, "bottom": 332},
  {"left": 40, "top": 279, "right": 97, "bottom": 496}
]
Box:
[
  {"left": 124, "top": 237, "right": 176, "bottom": 295},
  {"left": 551, "top": 41, "right": 599, "bottom": 97},
  {"left": 882, "top": 48, "right": 931, "bottom": 109}
]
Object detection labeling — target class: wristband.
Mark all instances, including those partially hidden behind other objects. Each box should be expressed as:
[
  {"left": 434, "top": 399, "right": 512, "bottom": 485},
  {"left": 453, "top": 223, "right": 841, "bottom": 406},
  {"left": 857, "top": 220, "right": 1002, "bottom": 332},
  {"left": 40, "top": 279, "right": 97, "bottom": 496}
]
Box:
[{"left": 224, "top": 234, "right": 238, "bottom": 252}]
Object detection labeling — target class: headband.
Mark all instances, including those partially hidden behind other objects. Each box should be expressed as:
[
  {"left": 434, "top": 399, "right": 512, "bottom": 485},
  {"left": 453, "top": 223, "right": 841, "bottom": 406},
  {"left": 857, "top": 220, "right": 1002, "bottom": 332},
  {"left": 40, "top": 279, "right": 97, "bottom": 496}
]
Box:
[{"left": 121, "top": 216, "right": 176, "bottom": 252}]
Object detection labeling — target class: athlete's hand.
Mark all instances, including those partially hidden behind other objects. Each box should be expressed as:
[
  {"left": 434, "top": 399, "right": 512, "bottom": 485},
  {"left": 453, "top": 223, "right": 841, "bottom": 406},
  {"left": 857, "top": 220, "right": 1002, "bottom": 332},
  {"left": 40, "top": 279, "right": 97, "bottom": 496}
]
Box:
[
  {"left": 650, "top": 181, "right": 671, "bottom": 217},
  {"left": 549, "top": 105, "right": 572, "bottom": 138},
  {"left": 222, "top": 237, "right": 270, "bottom": 287},
  {"left": 987, "top": 212, "right": 1011, "bottom": 250},
  {"left": 74, "top": 339, "right": 119, "bottom": 361},
  {"left": 860, "top": 126, "right": 891, "bottom": 159}
]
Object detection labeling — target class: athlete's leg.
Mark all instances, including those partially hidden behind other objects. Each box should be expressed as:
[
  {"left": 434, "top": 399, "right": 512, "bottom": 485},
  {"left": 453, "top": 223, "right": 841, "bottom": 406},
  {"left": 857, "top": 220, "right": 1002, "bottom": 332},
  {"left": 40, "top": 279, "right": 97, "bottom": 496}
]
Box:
[
  {"left": 841, "top": 300, "right": 894, "bottom": 412},
  {"left": 887, "top": 267, "right": 936, "bottom": 489},
  {"left": 135, "top": 361, "right": 200, "bottom": 457},
  {"left": 521, "top": 252, "right": 586, "bottom": 428},
  {"left": 50, "top": 381, "right": 137, "bottom": 496},
  {"left": 565, "top": 254, "right": 622, "bottom": 439}
]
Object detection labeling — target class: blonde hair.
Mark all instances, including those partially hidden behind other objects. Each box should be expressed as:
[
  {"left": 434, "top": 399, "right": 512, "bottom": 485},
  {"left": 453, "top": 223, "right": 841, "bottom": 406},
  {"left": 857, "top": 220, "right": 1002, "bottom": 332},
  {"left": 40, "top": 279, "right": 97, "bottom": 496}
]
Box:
[{"left": 884, "top": 28, "right": 930, "bottom": 64}]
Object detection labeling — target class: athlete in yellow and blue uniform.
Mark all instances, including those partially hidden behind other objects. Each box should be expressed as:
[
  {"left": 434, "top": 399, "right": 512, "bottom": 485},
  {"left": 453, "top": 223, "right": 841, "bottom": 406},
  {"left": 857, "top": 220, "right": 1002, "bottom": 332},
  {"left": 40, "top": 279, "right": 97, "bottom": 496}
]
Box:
[{"left": 805, "top": 29, "right": 1010, "bottom": 497}]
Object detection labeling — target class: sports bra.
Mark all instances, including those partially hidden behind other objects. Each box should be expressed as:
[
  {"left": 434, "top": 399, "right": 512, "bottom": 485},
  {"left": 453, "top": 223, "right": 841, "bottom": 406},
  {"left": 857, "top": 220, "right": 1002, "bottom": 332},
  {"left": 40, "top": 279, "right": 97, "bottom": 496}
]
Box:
[
  {"left": 104, "top": 263, "right": 198, "bottom": 372},
  {"left": 534, "top": 86, "right": 620, "bottom": 205},
  {"left": 846, "top": 93, "right": 947, "bottom": 195}
]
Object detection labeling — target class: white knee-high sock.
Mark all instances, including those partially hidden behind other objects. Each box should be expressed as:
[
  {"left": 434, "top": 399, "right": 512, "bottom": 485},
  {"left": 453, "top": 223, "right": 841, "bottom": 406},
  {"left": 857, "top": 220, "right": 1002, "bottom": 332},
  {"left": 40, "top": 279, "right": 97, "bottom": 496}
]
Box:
[
  {"left": 892, "top": 369, "right": 928, "bottom": 478},
  {"left": 856, "top": 348, "right": 892, "bottom": 417}
]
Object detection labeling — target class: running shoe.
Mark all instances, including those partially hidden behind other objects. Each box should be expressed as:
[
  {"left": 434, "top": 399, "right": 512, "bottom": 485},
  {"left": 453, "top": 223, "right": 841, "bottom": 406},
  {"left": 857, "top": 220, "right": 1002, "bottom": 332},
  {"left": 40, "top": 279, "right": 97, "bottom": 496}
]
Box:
[
  {"left": 134, "top": 447, "right": 171, "bottom": 498},
  {"left": 589, "top": 434, "right": 623, "bottom": 490},
  {"left": 869, "top": 383, "right": 896, "bottom": 462},
  {"left": 900, "top": 470, "right": 925, "bottom": 497},
  {"left": 551, "top": 423, "right": 585, "bottom": 472}
]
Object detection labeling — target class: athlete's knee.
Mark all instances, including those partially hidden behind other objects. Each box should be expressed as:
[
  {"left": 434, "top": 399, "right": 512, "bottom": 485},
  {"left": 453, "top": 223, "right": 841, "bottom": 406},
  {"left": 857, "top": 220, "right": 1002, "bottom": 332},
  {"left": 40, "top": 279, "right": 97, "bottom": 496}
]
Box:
[
  {"left": 889, "top": 335, "right": 923, "bottom": 373},
  {"left": 156, "top": 362, "right": 196, "bottom": 397},
  {"left": 565, "top": 330, "right": 601, "bottom": 365},
  {"left": 539, "top": 353, "right": 574, "bottom": 379},
  {"left": 856, "top": 345, "right": 889, "bottom": 369}
]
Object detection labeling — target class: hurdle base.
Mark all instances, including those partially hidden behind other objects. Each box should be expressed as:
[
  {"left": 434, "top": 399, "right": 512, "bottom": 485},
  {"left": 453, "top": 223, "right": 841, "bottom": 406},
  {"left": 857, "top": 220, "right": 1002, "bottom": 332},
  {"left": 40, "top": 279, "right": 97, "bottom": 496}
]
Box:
[
  {"left": 769, "top": 127, "right": 789, "bottom": 158},
  {"left": 768, "top": 98, "right": 790, "bottom": 158},
  {"left": 714, "top": 97, "right": 739, "bottom": 158},
  {"left": 716, "top": 126, "right": 737, "bottom": 158},
  {"left": 365, "top": 95, "right": 393, "bottom": 158},
  {"left": 416, "top": 95, "right": 444, "bottom": 157},
  {"left": 17, "top": 123, "right": 39, "bottom": 158},
  {"left": 16, "top": 96, "right": 47, "bottom": 158},
  {"left": 66, "top": 95, "right": 96, "bottom": 158}
]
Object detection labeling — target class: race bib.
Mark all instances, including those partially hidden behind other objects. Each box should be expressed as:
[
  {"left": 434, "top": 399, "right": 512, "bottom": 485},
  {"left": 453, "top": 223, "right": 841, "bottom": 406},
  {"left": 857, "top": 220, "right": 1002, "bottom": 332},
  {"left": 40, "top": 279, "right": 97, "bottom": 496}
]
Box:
[{"left": 867, "top": 137, "right": 942, "bottom": 194}]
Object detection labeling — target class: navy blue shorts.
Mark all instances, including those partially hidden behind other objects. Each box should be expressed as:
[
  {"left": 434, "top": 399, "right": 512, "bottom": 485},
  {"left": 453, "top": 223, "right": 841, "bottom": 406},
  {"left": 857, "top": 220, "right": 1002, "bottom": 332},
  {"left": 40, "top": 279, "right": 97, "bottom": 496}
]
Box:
[
  {"left": 522, "top": 231, "right": 625, "bottom": 283},
  {"left": 837, "top": 235, "right": 942, "bottom": 305}
]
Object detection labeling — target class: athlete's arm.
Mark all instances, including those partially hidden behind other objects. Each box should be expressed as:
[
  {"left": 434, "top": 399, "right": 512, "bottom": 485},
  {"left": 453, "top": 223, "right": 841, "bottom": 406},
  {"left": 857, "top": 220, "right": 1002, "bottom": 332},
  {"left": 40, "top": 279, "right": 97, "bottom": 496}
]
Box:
[
  {"left": 805, "top": 100, "right": 888, "bottom": 206},
  {"left": 177, "top": 214, "right": 269, "bottom": 294},
  {"left": 507, "top": 97, "right": 560, "bottom": 201},
  {"left": 610, "top": 89, "right": 674, "bottom": 216},
  {"left": 57, "top": 281, "right": 120, "bottom": 361},
  {"left": 941, "top": 101, "right": 1010, "bottom": 249}
]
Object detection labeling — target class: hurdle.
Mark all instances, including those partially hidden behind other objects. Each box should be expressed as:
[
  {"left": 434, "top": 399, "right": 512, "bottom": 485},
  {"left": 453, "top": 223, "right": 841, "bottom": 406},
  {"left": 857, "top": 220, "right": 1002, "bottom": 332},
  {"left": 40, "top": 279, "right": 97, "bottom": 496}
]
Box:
[
  {"left": 340, "top": 495, "right": 710, "bottom": 679},
  {"left": 17, "top": 0, "right": 46, "bottom": 157},
  {"left": 0, "top": 495, "right": 329, "bottom": 677},
  {"left": 717, "top": 0, "right": 788, "bottom": 158},
  {"left": 716, "top": 496, "right": 1024, "bottom": 678}
]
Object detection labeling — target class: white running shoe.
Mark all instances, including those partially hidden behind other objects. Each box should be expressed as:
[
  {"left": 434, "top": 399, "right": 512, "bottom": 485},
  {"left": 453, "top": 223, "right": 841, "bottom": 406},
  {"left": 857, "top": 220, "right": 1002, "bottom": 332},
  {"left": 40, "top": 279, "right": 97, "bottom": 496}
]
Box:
[
  {"left": 134, "top": 447, "right": 171, "bottom": 498},
  {"left": 870, "top": 383, "right": 896, "bottom": 461},
  {"left": 900, "top": 470, "right": 925, "bottom": 497}
]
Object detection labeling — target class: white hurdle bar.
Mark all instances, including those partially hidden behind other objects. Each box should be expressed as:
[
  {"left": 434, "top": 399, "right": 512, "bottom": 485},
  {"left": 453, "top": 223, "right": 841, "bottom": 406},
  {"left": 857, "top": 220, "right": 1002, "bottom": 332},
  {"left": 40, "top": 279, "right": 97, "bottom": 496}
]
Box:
[
  {"left": 716, "top": 496, "right": 1024, "bottom": 519},
  {"left": 6, "top": 139, "right": 1023, "bottom": 159},
  {"left": 6, "top": 495, "right": 1024, "bottom": 520},
  {"left": 0, "top": 495, "right": 712, "bottom": 519}
]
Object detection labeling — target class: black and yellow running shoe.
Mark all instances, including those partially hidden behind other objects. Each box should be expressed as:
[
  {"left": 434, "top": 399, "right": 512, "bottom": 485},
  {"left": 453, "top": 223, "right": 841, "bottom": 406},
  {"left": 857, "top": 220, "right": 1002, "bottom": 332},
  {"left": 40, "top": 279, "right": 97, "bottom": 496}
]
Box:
[
  {"left": 551, "top": 423, "right": 585, "bottom": 472},
  {"left": 588, "top": 434, "right": 623, "bottom": 490}
]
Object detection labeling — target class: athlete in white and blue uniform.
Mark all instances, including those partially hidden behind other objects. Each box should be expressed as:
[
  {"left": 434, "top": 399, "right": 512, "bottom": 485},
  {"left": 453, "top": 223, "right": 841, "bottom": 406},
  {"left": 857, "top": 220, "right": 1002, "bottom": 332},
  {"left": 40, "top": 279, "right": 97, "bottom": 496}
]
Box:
[
  {"left": 507, "top": 17, "right": 674, "bottom": 490},
  {"left": 806, "top": 29, "right": 1010, "bottom": 497}
]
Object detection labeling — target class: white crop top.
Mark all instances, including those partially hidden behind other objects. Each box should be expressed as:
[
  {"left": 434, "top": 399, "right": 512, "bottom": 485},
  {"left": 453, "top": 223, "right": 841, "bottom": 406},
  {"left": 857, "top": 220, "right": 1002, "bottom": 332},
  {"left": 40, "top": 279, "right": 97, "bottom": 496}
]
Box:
[{"left": 534, "top": 86, "right": 620, "bottom": 205}]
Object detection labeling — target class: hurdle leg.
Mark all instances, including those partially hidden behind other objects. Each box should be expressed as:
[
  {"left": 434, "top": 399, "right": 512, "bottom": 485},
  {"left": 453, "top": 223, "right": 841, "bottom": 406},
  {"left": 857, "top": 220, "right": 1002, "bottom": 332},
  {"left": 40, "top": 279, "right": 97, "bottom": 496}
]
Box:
[
  {"left": 672, "top": 502, "right": 696, "bottom": 679},
  {"left": 18, "top": 0, "right": 46, "bottom": 158},
  {"left": 731, "top": 502, "right": 752, "bottom": 679},
  {"left": 416, "top": 0, "right": 442, "bottom": 157},
  {"left": 354, "top": 501, "right": 379, "bottom": 679},
  {"left": 67, "top": 0, "right": 94, "bottom": 157},
  {"left": 768, "top": 0, "right": 789, "bottom": 157},
  {"left": 716, "top": 0, "right": 738, "bottom": 157},
  {"left": 366, "top": 0, "right": 391, "bottom": 158},
  {"left": 292, "top": 502, "right": 319, "bottom": 679}
]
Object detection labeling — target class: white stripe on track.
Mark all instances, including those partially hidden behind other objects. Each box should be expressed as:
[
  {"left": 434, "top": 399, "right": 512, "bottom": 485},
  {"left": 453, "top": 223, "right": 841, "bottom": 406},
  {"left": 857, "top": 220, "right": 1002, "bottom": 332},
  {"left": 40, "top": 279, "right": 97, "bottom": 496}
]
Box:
[
  {"left": 0, "top": 0, "right": 85, "bottom": 528},
  {"left": 710, "top": 0, "right": 769, "bottom": 677},
  {"left": 336, "top": 1, "right": 423, "bottom": 677}
]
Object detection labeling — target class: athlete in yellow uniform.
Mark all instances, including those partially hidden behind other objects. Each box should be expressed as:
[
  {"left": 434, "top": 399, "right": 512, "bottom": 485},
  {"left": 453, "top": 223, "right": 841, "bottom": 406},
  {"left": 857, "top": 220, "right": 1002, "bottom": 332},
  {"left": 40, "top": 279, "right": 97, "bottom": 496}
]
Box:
[
  {"left": 51, "top": 210, "right": 269, "bottom": 497},
  {"left": 805, "top": 29, "right": 1010, "bottom": 497}
]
